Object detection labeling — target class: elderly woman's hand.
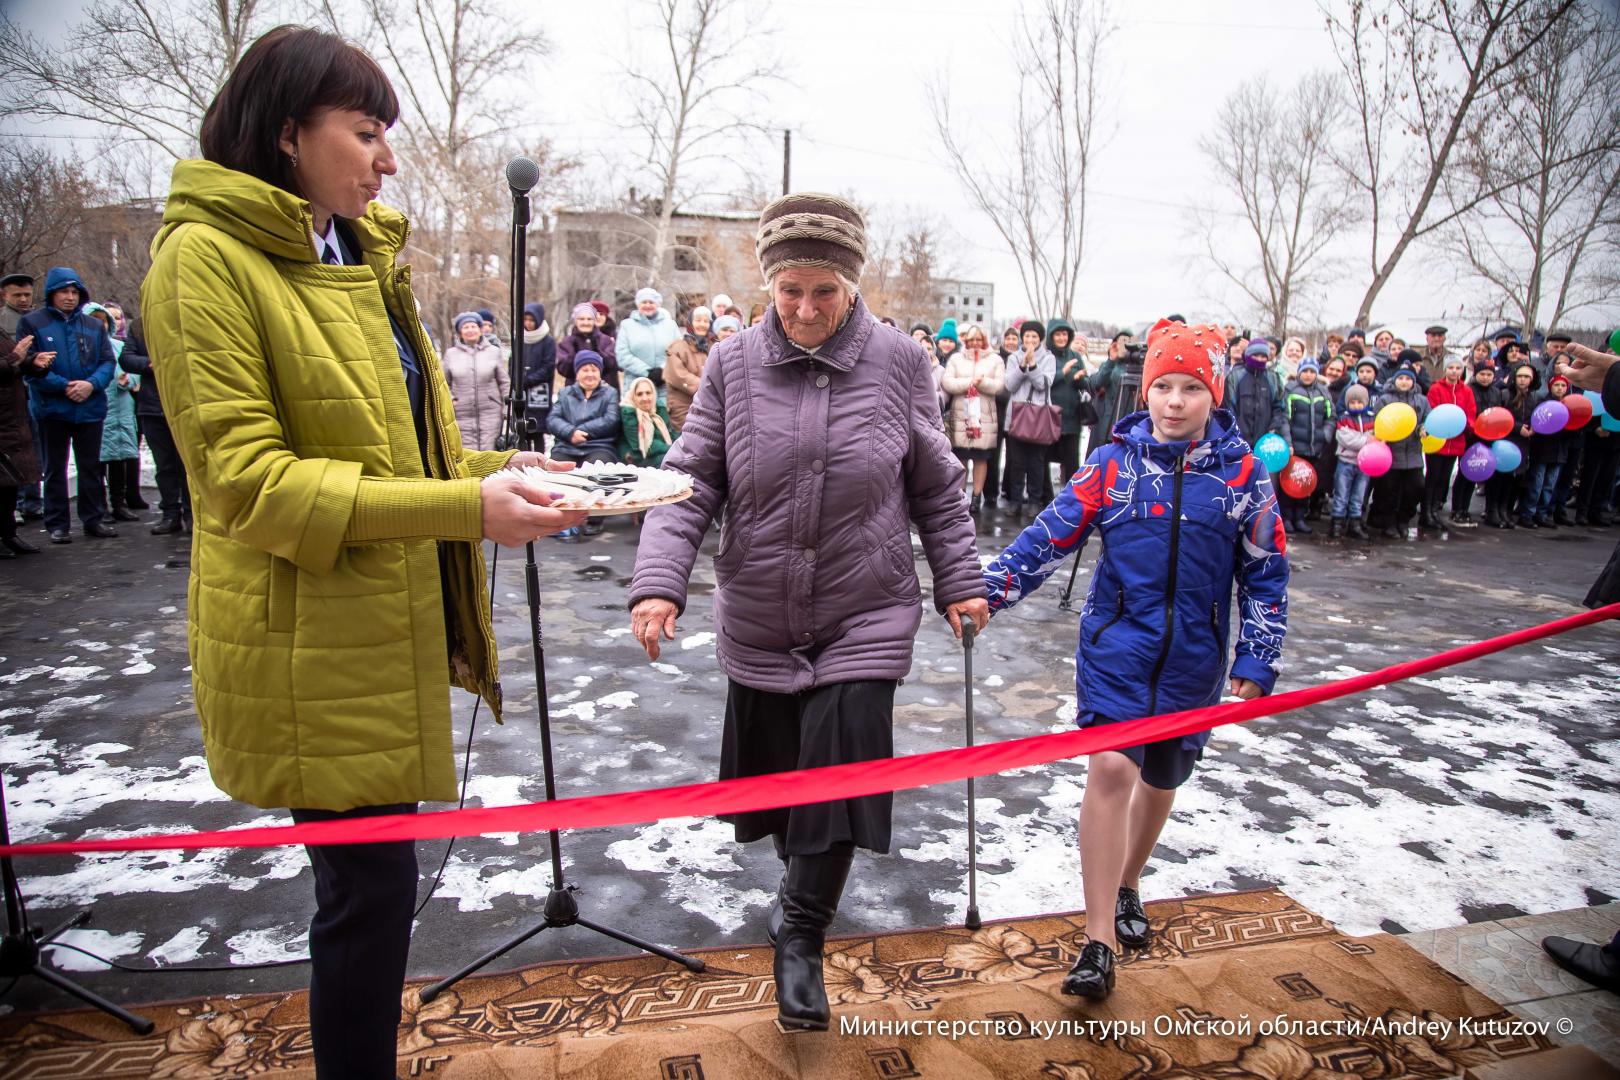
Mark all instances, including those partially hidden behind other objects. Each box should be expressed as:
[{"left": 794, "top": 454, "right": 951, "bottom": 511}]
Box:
[
  {"left": 480, "top": 472, "right": 587, "bottom": 545},
  {"left": 945, "top": 598, "right": 990, "bottom": 639},
  {"left": 1558, "top": 342, "right": 1616, "bottom": 393},
  {"left": 631, "top": 598, "right": 679, "bottom": 660}
]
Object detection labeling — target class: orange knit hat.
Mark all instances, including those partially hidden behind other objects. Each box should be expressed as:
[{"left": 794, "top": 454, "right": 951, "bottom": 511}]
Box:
[{"left": 1141, "top": 318, "right": 1226, "bottom": 406}]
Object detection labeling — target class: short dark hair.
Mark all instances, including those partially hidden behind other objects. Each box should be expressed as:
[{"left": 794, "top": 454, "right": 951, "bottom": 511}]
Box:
[{"left": 200, "top": 26, "right": 399, "bottom": 195}]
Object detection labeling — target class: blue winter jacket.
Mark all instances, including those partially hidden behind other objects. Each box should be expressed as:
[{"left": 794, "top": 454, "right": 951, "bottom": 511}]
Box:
[
  {"left": 19, "top": 267, "right": 116, "bottom": 424},
  {"left": 546, "top": 381, "right": 622, "bottom": 457},
  {"left": 984, "top": 408, "right": 1289, "bottom": 750}
]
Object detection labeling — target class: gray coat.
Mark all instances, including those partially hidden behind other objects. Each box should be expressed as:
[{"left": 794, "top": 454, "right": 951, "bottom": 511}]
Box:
[
  {"left": 441, "top": 339, "right": 510, "bottom": 452},
  {"left": 1004, "top": 348, "right": 1056, "bottom": 405},
  {"left": 630, "top": 297, "right": 984, "bottom": 693}
]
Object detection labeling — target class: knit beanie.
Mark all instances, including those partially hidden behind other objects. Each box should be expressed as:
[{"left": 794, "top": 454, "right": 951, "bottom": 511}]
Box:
[
  {"left": 1397, "top": 347, "right": 1423, "bottom": 368},
  {"left": 570, "top": 301, "right": 596, "bottom": 322},
  {"left": 1297, "top": 358, "right": 1321, "bottom": 374},
  {"left": 573, "top": 350, "right": 603, "bottom": 372},
  {"left": 937, "top": 318, "right": 960, "bottom": 344},
  {"left": 453, "top": 310, "right": 482, "bottom": 334},
  {"left": 635, "top": 287, "right": 662, "bottom": 306},
  {"left": 1020, "top": 319, "right": 1047, "bottom": 343},
  {"left": 1345, "top": 383, "right": 1370, "bottom": 411},
  {"left": 589, "top": 300, "right": 611, "bottom": 318},
  {"left": 476, "top": 308, "right": 495, "bottom": 324},
  {"left": 1243, "top": 340, "right": 1271, "bottom": 371},
  {"left": 713, "top": 314, "right": 742, "bottom": 334},
  {"left": 755, "top": 192, "right": 866, "bottom": 281},
  {"left": 1142, "top": 318, "right": 1226, "bottom": 406}
]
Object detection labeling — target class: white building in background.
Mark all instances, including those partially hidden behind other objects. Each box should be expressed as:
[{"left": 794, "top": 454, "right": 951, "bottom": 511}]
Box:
[{"left": 934, "top": 279, "right": 995, "bottom": 330}]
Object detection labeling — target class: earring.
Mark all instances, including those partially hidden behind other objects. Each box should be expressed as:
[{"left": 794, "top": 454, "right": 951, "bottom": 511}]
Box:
[{"left": 290, "top": 151, "right": 299, "bottom": 168}]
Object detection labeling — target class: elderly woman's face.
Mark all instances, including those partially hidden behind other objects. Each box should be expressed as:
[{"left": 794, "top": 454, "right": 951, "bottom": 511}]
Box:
[
  {"left": 633, "top": 382, "right": 655, "bottom": 409},
  {"left": 575, "top": 313, "right": 595, "bottom": 334},
  {"left": 772, "top": 266, "right": 851, "bottom": 349},
  {"left": 458, "top": 321, "right": 482, "bottom": 344},
  {"left": 1284, "top": 340, "right": 1303, "bottom": 361},
  {"left": 716, "top": 325, "right": 737, "bottom": 341},
  {"left": 578, "top": 365, "right": 602, "bottom": 391},
  {"left": 692, "top": 312, "right": 712, "bottom": 337},
  {"left": 1324, "top": 358, "right": 1345, "bottom": 380},
  {"left": 638, "top": 299, "right": 659, "bottom": 317}
]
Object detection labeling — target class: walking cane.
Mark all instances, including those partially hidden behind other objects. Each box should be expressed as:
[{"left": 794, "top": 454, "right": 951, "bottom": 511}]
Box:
[{"left": 962, "top": 621, "right": 982, "bottom": 930}]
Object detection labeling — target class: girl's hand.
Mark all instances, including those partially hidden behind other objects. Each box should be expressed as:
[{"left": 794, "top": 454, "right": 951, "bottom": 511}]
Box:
[
  {"left": 1520, "top": 424, "right": 1533, "bottom": 438},
  {"left": 1229, "top": 677, "right": 1263, "bottom": 700}
]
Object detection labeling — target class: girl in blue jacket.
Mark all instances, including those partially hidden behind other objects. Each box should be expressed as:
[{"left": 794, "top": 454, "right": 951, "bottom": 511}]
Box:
[{"left": 982, "top": 318, "right": 1289, "bottom": 1002}]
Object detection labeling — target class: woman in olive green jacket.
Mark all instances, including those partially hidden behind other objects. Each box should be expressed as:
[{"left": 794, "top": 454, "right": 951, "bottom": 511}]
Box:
[{"left": 141, "top": 28, "right": 583, "bottom": 1078}]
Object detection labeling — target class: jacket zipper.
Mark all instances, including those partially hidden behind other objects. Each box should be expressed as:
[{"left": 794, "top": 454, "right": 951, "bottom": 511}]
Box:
[
  {"left": 1091, "top": 586, "right": 1126, "bottom": 646},
  {"left": 1146, "top": 453, "right": 1186, "bottom": 716}
]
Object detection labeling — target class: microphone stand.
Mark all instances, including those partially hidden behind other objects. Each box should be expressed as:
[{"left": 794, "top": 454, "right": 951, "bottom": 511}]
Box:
[
  {"left": 0, "top": 771, "right": 154, "bottom": 1033},
  {"left": 422, "top": 159, "right": 704, "bottom": 1003}
]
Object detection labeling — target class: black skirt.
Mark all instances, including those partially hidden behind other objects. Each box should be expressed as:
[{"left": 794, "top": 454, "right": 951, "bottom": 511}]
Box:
[{"left": 720, "top": 679, "right": 897, "bottom": 856}]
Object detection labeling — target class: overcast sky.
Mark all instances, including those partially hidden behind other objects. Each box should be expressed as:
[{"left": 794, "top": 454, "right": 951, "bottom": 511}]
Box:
[{"left": 7, "top": 0, "right": 1618, "bottom": 338}]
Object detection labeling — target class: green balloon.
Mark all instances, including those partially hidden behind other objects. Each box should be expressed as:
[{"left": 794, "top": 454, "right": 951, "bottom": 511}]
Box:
[{"left": 1609, "top": 328, "right": 1620, "bottom": 354}]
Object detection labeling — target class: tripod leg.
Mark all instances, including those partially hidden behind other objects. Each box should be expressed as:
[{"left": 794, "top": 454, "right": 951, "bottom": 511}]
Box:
[
  {"left": 575, "top": 917, "right": 706, "bottom": 973},
  {"left": 1057, "top": 554, "right": 1082, "bottom": 611},
  {"left": 36, "top": 909, "right": 91, "bottom": 945},
  {"left": 418, "top": 920, "right": 554, "bottom": 1003},
  {"left": 30, "top": 964, "right": 155, "bottom": 1035},
  {"left": 963, "top": 624, "right": 981, "bottom": 931}
]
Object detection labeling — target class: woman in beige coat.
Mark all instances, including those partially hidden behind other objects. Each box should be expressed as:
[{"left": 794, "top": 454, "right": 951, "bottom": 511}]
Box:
[
  {"left": 941, "top": 323, "right": 1006, "bottom": 513},
  {"left": 442, "top": 309, "right": 510, "bottom": 451},
  {"left": 663, "top": 306, "right": 713, "bottom": 431}
]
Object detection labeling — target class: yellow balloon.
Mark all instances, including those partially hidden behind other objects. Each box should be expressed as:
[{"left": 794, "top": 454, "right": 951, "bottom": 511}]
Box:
[
  {"left": 1375, "top": 401, "right": 1417, "bottom": 442},
  {"left": 1421, "top": 433, "right": 1446, "bottom": 454}
]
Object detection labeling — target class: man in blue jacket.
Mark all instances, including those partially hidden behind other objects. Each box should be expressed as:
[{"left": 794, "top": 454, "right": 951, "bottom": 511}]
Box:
[{"left": 18, "top": 267, "right": 118, "bottom": 542}]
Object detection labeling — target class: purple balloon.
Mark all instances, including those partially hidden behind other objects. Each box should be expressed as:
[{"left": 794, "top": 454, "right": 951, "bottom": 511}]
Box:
[
  {"left": 1459, "top": 442, "right": 1496, "bottom": 482},
  {"left": 1531, "top": 400, "right": 1570, "bottom": 435}
]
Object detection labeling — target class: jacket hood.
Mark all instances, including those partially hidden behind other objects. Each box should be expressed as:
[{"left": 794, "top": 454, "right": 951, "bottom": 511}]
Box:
[
  {"left": 43, "top": 266, "right": 88, "bottom": 304},
  {"left": 152, "top": 159, "right": 409, "bottom": 265},
  {"left": 629, "top": 307, "right": 671, "bottom": 327},
  {"left": 1046, "top": 316, "right": 1076, "bottom": 357},
  {"left": 1112, "top": 407, "right": 1246, "bottom": 466},
  {"left": 524, "top": 301, "right": 546, "bottom": 325}
]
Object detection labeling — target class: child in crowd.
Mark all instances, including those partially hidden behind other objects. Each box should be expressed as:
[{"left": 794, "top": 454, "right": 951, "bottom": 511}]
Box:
[
  {"left": 1485, "top": 362, "right": 1537, "bottom": 528},
  {"left": 1521, "top": 373, "right": 1573, "bottom": 528},
  {"left": 1281, "top": 358, "right": 1333, "bottom": 533},
  {"left": 1370, "top": 354, "right": 1431, "bottom": 538},
  {"left": 1452, "top": 357, "right": 1502, "bottom": 526},
  {"left": 1332, "top": 383, "right": 1375, "bottom": 539},
  {"left": 1421, "top": 355, "right": 1476, "bottom": 530},
  {"left": 982, "top": 318, "right": 1288, "bottom": 1003}
]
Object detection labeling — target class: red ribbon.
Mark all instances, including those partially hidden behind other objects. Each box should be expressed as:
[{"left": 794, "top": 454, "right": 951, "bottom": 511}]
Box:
[{"left": 2, "top": 604, "right": 1615, "bottom": 858}]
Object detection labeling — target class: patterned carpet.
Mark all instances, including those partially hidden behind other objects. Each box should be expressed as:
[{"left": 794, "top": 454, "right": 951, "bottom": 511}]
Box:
[{"left": 0, "top": 888, "right": 1582, "bottom": 1078}]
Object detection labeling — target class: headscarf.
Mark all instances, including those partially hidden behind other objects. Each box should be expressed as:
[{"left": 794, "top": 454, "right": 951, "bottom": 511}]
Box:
[{"left": 628, "top": 376, "right": 672, "bottom": 457}]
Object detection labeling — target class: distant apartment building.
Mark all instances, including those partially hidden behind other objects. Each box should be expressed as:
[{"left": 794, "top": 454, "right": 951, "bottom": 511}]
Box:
[{"left": 934, "top": 279, "right": 995, "bottom": 330}]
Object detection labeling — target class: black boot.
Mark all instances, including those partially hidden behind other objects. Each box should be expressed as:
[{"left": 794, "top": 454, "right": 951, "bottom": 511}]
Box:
[
  {"left": 766, "top": 835, "right": 788, "bottom": 946},
  {"left": 1115, "top": 887, "right": 1150, "bottom": 949},
  {"left": 774, "top": 845, "right": 854, "bottom": 1031},
  {"left": 1541, "top": 936, "right": 1620, "bottom": 993},
  {"left": 1554, "top": 507, "right": 1574, "bottom": 526},
  {"left": 109, "top": 499, "right": 140, "bottom": 523},
  {"left": 969, "top": 493, "right": 982, "bottom": 516},
  {"left": 1061, "top": 940, "right": 1117, "bottom": 1000},
  {"left": 1347, "top": 519, "right": 1370, "bottom": 540},
  {"left": 151, "top": 516, "right": 184, "bottom": 535},
  {"left": 2, "top": 533, "right": 40, "bottom": 555},
  {"left": 1293, "top": 514, "right": 1313, "bottom": 535},
  {"left": 1328, "top": 517, "right": 1343, "bottom": 540}
]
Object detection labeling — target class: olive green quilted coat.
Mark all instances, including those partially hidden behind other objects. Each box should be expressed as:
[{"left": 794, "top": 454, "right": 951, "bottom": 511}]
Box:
[{"left": 142, "top": 160, "right": 513, "bottom": 811}]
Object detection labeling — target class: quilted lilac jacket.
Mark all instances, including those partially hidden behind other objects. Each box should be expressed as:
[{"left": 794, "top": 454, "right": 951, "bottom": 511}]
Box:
[{"left": 631, "top": 297, "right": 984, "bottom": 693}]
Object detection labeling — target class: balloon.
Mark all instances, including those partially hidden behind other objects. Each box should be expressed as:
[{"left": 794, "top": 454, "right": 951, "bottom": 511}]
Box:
[
  {"left": 1588, "top": 390, "right": 1609, "bottom": 417},
  {"left": 1609, "top": 328, "right": 1620, "bottom": 355},
  {"left": 1279, "top": 455, "right": 1318, "bottom": 499},
  {"left": 1255, "top": 432, "right": 1291, "bottom": 474},
  {"left": 1374, "top": 401, "right": 1417, "bottom": 442},
  {"left": 1425, "top": 403, "right": 1467, "bottom": 440},
  {"left": 1491, "top": 439, "right": 1522, "bottom": 472},
  {"left": 1459, "top": 442, "right": 1496, "bottom": 482},
  {"left": 1421, "top": 433, "right": 1446, "bottom": 454},
  {"left": 1358, "top": 439, "right": 1393, "bottom": 477},
  {"left": 1604, "top": 413, "right": 1620, "bottom": 432},
  {"left": 1531, "top": 400, "right": 1570, "bottom": 435},
  {"left": 1474, "top": 406, "right": 1515, "bottom": 440},
  {"left": 1564, "top": 392, "right": 1594, "bottom": 429}
]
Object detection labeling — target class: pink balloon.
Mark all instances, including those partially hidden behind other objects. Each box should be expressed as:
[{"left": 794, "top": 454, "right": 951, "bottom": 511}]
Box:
[{"left": 1358, "top": 439, "right": 1393, "bottom": 477}]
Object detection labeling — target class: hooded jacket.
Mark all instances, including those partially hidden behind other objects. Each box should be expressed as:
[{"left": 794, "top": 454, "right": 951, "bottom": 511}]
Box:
[
  {"left": 547, "top": 379, "right": 621, "bottom": 457},
  {"left": 1335, "top": 404, "right": 1376, "bottom": 465},
  {"left": 1423, "top": 377, "right": 1477, "bottom": 457},
  {"left": 618, "top": 306, "right": 681, "bottom": 394},
  {"left": 630, "top": 297, "right": 983, "bottom": 693},
  {"left": 82, "top": 302, "right": 141, "bottom": 461},
  {"left": 440, "top": 335, "right": 510, "bottom": 452},
  {"left": 1283, "top": 375, "right": 1334, "bottom": 459},
  {"left": 520, "top": 301, "right": 556, "bottom": 394},
  {"left": 984, "top": 408, "right": 1288, "bottom": 747},
  {"left": 140, "top": 159, "right": 515, "bottom": 812},
  {"left": 1224, "top": 363, "right": 1288, "bottom": 448},
  {"left": 18, "top": 266, "right": 117, "bottom": 424},
  {"left": 1374, "top": 381, "right": 1433, "bottom": 470},
  {"left": 1526, "top": 390, "right": 1577, "bottom": 466},
  {"left": 1046, "top": 317, "right": 1096, "bottom": 435}
]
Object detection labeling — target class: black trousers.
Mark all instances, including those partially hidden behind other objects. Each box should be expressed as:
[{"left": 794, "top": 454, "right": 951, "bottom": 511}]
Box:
[
  {"left": 290, "top": 802, "right": 419, "bottom": 1079},
  {"left": 103, "top": 457, "right": 138, "bottom": 507},
  {"left": 0, "top": 485, "right": 16, "bottom": 538},
  {"left": 721, "top": 679, "right": 896, "bottom": 856},
  {"left": 142, "top": 412, "right": 191, "bottom": 521},
  {"left": 1004, "top": 437, "right": 1049, "bottom": 505},
  {"left": 988, "top": 398, "right": 1009, "bottom": 501},
  {"left": 1371, "top": 466, "right": 1423, "bottom": 528},
  {"left": 1053, "top": 432, "right": 1081, "bottom": 486},
  {"left": 38, "top": 418, "right": 105, "bottom": 532},
  {"left": 1423, "top": 454, "right": 1456, "bottom": 515}
]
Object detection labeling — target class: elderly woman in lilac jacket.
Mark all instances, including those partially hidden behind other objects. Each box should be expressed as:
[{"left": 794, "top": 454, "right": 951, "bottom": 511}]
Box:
[{"left": 629, "top": 193, "right": 988, "bottom": 1032}]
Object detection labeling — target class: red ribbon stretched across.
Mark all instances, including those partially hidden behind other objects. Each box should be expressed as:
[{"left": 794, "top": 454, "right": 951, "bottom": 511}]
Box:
[{"left": 2, "top": 603, "right": 1615, "bottom": 859}]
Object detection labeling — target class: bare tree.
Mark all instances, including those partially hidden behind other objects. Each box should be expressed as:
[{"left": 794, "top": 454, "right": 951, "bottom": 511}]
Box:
[
  {"left": 1322, "top": 0, "right": 1584, "bottom": 327},
  {"left": 0, "top": 0, "right": 277, "bottom": 158},
  {"left": 1194, "top": 73, "right": 1357, "bottom": 338},
  {"left": 0, "top": 143, "right": 100, "bottom": 275},
  {"left": 318, "top": 0, "right": 569, "bottom": 336},
  {"left": 622, "top": 0, "right": 780, "bottom": 292},
  {"left": 859, "top": 207, "right": 957, "bottom": 327},
  {"left": 1444, "top": 3, "right": 1620, "bottom": 330},
  {"left": 929, "top": 0, "right": 1112, "bottom": 318}
]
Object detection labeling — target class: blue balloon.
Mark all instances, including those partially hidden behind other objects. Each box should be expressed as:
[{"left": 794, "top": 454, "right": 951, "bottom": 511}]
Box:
[
  {"left": 1604, "top": 412, "right": 1620, "bottom": 432},
  {"left": 1491, "top": 439, "right": 1522, "bottom": 472},
  {"left": 1589, "top": 390, "right": 1609, "bottom": 418},
  {"left": 1255, "top": 432, "right": 1290, "bottom": 473},
  {"left": 1425, "top": 402, "right": 1467, "bottom": 440}
]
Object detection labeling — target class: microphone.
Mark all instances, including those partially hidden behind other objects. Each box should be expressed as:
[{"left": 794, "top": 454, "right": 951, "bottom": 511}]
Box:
[{"left": 506, "top": 156, "right": 540, "bottom": 196}]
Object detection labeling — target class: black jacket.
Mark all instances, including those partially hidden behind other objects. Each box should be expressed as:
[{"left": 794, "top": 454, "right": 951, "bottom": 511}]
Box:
[{"left": 116, "top": 319, "right": 165, "bottom": 419}]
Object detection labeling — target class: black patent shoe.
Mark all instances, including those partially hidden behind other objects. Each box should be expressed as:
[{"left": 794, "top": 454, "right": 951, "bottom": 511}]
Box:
[
  {"left": 151, "top": 517, "right": 184, "bottom": 535},
  {"left": 2, "top": 534, "right": 40, "bottom": 555},
  {"left": 1061, "top": 940, "right": 1117, "bottom": 1000},
  {"left": 84, "top": 522, "right": 118, "bottom": 538},
  {"left": 110, "top": 505, "right": 141, "bottom": 522},
  {"left": 1542, "top": 936, "right": 1620, "bottom": 993},
  {"left": 1115, "top": 887, "right": 1150, "bottom": 949},
  {"left": 767, "top": 876, "right": 785, "bottom": 946}
]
